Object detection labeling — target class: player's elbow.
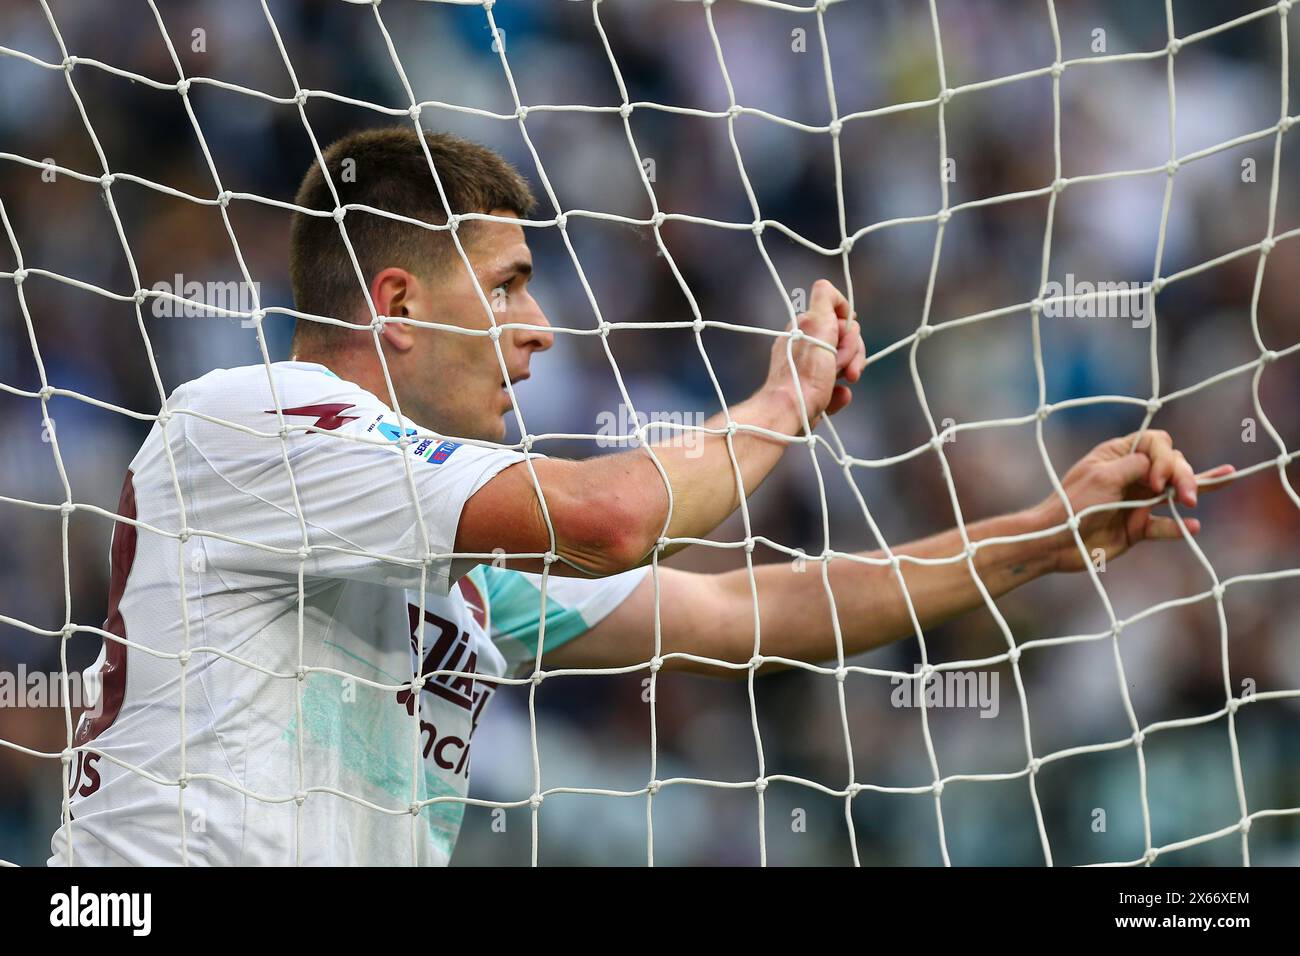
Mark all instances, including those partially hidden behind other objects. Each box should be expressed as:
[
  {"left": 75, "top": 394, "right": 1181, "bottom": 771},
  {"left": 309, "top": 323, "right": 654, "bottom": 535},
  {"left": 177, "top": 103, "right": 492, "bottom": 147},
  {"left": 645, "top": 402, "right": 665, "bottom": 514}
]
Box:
[{"left": 547, "top": 465, "right": 665, "bottom": 576}]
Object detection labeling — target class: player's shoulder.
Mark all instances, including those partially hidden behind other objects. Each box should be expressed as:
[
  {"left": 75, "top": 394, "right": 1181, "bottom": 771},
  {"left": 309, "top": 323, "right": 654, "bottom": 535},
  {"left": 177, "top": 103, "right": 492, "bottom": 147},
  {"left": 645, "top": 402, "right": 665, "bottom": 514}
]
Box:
[{"left": 167, "top": 361, "right": 386, "bottom": 423}]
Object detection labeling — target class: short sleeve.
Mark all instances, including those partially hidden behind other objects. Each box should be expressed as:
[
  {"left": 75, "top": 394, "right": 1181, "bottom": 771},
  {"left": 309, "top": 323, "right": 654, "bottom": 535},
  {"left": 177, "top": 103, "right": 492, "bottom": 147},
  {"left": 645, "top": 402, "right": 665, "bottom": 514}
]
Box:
[
  {"left": 467, "top": 565, "right": 650, "bottom": 676},
  {"left": 179, "top": 365, "right": 529, "bottom": 595}
]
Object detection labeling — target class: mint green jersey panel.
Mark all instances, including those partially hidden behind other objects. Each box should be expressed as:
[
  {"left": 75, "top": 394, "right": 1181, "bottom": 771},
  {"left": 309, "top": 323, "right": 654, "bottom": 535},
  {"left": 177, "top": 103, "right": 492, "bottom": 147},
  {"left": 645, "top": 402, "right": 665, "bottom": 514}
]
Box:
[{"left": 466, "top": 566, "right": 650, "bottom": 675}]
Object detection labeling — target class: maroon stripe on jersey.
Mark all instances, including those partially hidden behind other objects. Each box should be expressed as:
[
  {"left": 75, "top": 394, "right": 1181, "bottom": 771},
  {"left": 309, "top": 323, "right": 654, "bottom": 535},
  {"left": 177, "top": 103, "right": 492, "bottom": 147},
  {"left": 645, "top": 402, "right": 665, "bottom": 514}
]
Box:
[
  {"left": 266, "top": 403, "right": 359, "bottom": 430},
  {"left": 75, "top": 470, "right": 136, "bottom": 746},
  {"left": 457, "top": 575, "right": 488, "bottom": 630}
]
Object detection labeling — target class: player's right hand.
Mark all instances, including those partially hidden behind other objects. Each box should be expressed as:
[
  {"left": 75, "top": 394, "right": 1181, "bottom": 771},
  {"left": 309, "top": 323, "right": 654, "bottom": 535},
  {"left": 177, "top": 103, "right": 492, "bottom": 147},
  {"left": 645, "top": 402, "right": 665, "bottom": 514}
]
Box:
[{"left": 765, "top": 278, "right": 866, "bottom": 429}]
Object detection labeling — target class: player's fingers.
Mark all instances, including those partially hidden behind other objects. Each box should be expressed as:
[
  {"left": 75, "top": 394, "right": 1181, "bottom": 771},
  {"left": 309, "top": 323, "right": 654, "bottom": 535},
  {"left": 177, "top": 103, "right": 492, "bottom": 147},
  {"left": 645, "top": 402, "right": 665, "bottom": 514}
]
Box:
[
  {"left": 1106, "top": 452, "right": 1152, "bottom": 491},
  {"left": 1168, "top": 450, "right": 1198, "bottom": 507},
  {"left": 1195, "top": 464, "right": 1236, "bottom": 492},
  {"left": 811, "top": 278, "right": 851, "bottom": 324},
  {"left": 836, "top": 314, "right": 866, "bottom": 382},
  {"left": 825, "top": 382, "right": 853, "bottom": 417},
  {"left": 1132, "top": 429, "right": 1174, "bottom": 491}
]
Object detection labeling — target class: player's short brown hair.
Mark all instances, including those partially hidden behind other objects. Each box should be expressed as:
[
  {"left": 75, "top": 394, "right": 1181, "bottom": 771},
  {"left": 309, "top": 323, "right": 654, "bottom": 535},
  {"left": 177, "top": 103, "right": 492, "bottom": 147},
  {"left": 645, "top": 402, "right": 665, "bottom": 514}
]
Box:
[{"left": 288, "top": 127, "right": 535, "bottom": 353}]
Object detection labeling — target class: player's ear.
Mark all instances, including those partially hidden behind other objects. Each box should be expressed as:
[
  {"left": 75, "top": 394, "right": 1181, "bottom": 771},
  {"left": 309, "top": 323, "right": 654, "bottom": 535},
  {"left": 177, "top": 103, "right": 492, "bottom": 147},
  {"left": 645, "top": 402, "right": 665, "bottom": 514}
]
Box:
[{"left": 370, "top": 267, "right": 418, "bottom": 353}]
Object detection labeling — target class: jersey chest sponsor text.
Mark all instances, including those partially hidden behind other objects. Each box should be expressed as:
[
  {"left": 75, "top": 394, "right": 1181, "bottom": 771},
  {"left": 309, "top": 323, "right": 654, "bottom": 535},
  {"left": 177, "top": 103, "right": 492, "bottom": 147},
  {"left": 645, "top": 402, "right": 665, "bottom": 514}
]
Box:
[{"left": 401, "top": 604, "right": 493, "bottom": 777}]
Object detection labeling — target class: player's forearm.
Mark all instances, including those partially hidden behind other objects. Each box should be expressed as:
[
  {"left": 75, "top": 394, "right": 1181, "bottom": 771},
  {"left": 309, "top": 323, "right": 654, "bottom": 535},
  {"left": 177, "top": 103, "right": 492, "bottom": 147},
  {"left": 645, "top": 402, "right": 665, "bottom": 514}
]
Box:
[
  {"left": 722, "top": 505, "right": 1058, "bottom": 668},
  {"left": 646, "top": 385, "right": 805, "bottom": 557},
  {"left": 537, "top": 385, "right": 804, "bottom": 575}
]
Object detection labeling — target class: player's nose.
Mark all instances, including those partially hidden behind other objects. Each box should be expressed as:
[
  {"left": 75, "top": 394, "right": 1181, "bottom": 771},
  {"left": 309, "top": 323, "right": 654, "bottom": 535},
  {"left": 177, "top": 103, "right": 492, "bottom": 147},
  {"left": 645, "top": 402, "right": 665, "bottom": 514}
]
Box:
[{"left": 516, "top": 298, "right": 554, "bottom": 355}]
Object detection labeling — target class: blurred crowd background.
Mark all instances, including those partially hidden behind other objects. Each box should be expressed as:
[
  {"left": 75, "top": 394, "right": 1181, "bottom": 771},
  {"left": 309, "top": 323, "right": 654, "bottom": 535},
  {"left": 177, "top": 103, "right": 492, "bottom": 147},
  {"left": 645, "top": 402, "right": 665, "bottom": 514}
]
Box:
[{"left": 1, "top": 0, "right": 1298, "bottom": 866}]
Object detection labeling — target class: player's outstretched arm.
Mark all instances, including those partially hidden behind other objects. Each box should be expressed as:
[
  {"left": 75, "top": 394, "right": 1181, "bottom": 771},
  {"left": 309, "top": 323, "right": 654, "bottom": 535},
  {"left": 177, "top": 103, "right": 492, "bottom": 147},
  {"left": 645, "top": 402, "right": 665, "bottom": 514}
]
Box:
[
  {"left": 541, "top": 429, "right": 1234, "bottom": 673},
  {"left": 457, "top": 279, "right": 866, "bottom": 577}
]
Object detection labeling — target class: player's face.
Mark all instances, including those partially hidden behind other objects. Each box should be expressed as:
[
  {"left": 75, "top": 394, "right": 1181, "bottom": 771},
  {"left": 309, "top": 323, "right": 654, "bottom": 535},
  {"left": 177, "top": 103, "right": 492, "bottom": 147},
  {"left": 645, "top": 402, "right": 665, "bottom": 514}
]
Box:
[{"left": 410, "top": 210, "right": 553, "bottom": 442}]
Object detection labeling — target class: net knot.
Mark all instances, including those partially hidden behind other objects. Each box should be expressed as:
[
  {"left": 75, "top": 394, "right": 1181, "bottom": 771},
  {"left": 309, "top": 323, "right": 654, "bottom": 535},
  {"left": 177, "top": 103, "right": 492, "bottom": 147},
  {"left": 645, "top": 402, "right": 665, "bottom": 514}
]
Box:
[
  {"left": 11, "top": 268, "right": 26, "bottom": 285},
  {"left": 649, "top": 655, "right": 663, "bottom": 672},
  {"left": 58, "top": 500, "right": 73, "bottom": 518},
  {"left": 554, "top": 212, "right": 568, "bottom": 230},
  {"left": 177, "top": 650, "right": 192, "bottom": 666},
  {"left": 1259, "top": 236, "right": 1276, "bottom": 255},
  {"left": 726, "top": 104, "right": 742, "bottom": 119},
  {"left": 1027, "top": 757, "right": 1042, "bottom": 774},
  {"left": 1049, "top": 62, "right": 1064, "bottom": 79},
  {"left": 1052, "top": 176, "right": 1068, "bottom": 194},
  {"left": 939, "top": 88, "right": 953, "bottom": 105},
  {"left": 1035, "top": 404, "right": 1050, "bottom": 421},
  {"left": 834, "top": 666, "right": 847, "bottom": 682},
  {"left": 217, "top": 189, "right": 232, "bottom": 208},
  {"left": 62, "top": 55, "right": 77, "bottom": 72},
  {"left": 1165, "top": 159, "right": 1180, "bottom": 176},
  {"left": 99, "top": 173, "right": 116, "bottom": 189},
  {"left": 175, "top": 78, "right": 191, "bottom": 96},
  {"left": 408, "top": 103, "right": 422, "bottom": 120},
  {"left": 828, "top": 118, "right": 843, "bottom": 137},
  {"left": 619, "top": 103, "right": 634, "bottom": 119},
  {"left": 651, "top": 211, "right": 667, "bottom": 228},
  {"left": 1280, "top": 0, "right": 1294, "bottom": 14},
  {"left": 750, "top": 219, "right": 765, "bottom": 236},
  {"left": 691, "top": 317, "right": 704, "bottom": 333},
  {"left": 647, "top": 780, "right": 661, "bottom": 795},
  {"left": 915, "top": 324, "right": 933, "bottom": 340},
  {"left": 1132, "top": 729, "right": 1145, "bottom": 747},
  {"left": 1150, "top": 276, "right": 1166, "bottom": 294},
  {"left": 528, "top": 793, "right": 543, "bottom": 809},
  {"left": 488, "top": 324, "right": 502, "bottom": 341},
  {"left": 935, "top": 208, "right": 951, "bottom": 225},
  {"left": 1008, "top": 646, "right": 1021, "bottom": 663},
  {"left": 515, "top": 104, "right": 529, "bottom": 121},
  {"left": 1261, "top": 348, "right": 1279, "bottom": 364},
  {"left": 1212, "top": 583, "right": 1226, "bottom": 601},
  {"left": 754, "top": 778, "right": 768, "bottom": 794},
  {"left": 1166, "top": 37, "right": 1183, "bottom": 56},
  {"left": 332, "top": 206, "right": 346, "bottom": 223},
  {"left": 1145, "top": 397, "right": 1162, "bottom": 414},
  {"left": 597, "top": 319, "right": 611, "bottom": 337},
  {"left": 293, "top": 88, "right": 309, "bottom": 106},
  {"left": 1280, "top": 115, "right": 1295, "bottom": 132},
  {"left": 931, "top": 780, "right": 944, "bottom": 796}
]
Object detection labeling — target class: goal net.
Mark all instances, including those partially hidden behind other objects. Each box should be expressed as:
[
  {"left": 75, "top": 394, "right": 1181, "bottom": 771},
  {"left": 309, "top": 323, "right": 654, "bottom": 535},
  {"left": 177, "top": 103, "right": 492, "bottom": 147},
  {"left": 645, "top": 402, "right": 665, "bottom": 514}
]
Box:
[{"left": 0, "top": 0, "right": 1298, "bottom": 866}]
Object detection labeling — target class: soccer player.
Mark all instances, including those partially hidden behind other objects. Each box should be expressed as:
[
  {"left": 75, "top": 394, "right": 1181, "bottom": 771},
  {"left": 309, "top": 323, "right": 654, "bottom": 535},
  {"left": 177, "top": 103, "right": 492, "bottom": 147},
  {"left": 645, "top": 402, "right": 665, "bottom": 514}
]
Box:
[{"left": 51, "top": 128, "right": 1230, "bottom": 866}]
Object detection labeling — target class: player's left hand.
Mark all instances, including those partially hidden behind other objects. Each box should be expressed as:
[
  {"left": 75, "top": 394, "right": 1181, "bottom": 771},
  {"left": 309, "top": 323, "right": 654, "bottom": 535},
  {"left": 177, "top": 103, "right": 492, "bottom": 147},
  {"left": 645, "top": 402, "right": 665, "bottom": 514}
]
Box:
[{"left": 1037, "top": 430, "right": 1235, "bottom": 573}]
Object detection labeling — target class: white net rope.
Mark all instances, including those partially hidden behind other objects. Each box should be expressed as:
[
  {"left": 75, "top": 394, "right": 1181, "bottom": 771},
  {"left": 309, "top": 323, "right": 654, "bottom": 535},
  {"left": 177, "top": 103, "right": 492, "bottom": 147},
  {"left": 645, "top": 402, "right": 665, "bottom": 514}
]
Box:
[{"left": 0, "top": 0, "right": 1296, "bottom": 866}]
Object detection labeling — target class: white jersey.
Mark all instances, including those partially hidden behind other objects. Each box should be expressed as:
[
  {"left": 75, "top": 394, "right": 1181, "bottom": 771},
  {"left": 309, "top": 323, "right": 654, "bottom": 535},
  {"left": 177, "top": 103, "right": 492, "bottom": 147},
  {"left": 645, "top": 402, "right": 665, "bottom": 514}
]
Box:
[{"left": 49, "top": 361, "right": 646, "bottom": 866}]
